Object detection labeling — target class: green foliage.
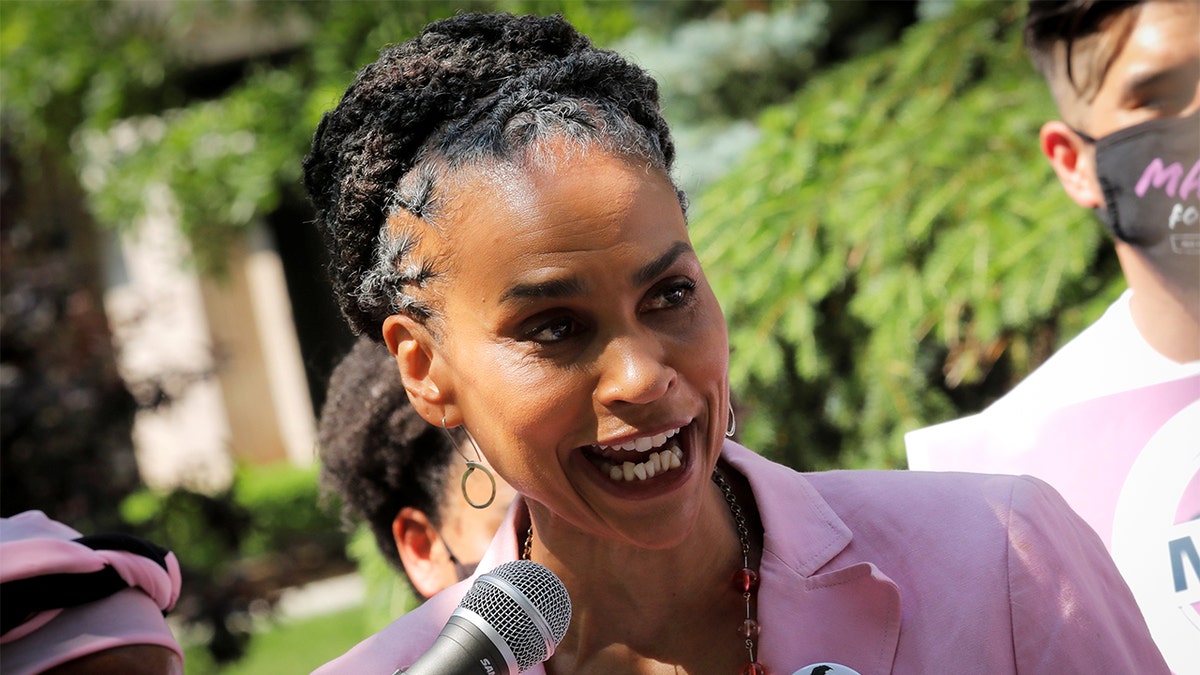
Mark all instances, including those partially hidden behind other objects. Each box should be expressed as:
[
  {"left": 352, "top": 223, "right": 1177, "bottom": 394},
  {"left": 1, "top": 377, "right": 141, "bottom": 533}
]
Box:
[
  {"left": 235, "top": 462, "right": 345, "bottom": 557},
  {"left": 121, "top": 462, "right": 347, "bottom": 663},
  {"left": 1, "top": 0, "right": 173, "bottom": 150},
  {"left": 692, "top": 2, "right": 1124, "bottom": 470},
  {"left": 615, "top": 3, "right": 830, "bottom": 126},
  {"left": 121, "top": 486, "right": 247, "bottom": 573},
  {"left": 502, "top": 0, "right": 639, "bottom": 45},
  {"left": 69, "top": 0, "right": 459, "bottom": 273},
  {"left": 122, "top": 462, "right": 343, "bottom": 567},
  {"left": 183, "top": 605, "right": 370, "bottom": 675},
  {"left": 4, "top": 0, "right": 914, "bottom": 275},
  {"left": 614, "top": 3, "right": 832, "bottom": 196},
  {"left": 1, "top": 0, "right": 650, "bottom": 275},
  {"left": 613, "top": 1, "right": 920, "bottom": 198},
  {"left": 80, "top": 69, "right": 306, "bottom": 271}
]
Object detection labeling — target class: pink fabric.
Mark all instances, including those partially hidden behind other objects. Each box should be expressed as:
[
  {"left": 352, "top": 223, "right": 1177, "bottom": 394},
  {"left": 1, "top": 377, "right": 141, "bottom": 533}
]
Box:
[
  {"left": 0, "top": 511, "right": 184, "bottom": 675},
  {"left": 315, "top": 443, "right": 1166, "bottom": 674},
  {"left": 905, "top": 375, "right": 1200, "bottom": 544}
]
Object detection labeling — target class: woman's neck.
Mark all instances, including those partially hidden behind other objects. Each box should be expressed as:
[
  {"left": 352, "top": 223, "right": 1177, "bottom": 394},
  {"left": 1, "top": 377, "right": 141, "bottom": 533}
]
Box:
[{"left": 526, "top": 467, "right": 760, "bottom": 674}]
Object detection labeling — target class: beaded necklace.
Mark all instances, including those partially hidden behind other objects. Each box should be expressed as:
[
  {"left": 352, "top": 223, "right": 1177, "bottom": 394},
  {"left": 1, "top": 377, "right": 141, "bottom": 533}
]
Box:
[
  {"left": 520, "top": 467, "right": 764, "bottom": 674},
  {"left": 712, "top": 467, "right": 765, "bottom": 675}
]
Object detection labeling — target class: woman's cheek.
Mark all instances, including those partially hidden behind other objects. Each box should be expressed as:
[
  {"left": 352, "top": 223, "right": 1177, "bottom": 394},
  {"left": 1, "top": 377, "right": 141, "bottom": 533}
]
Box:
[{"left": 472, "top": 348, "right": 576, "bottom": 448}]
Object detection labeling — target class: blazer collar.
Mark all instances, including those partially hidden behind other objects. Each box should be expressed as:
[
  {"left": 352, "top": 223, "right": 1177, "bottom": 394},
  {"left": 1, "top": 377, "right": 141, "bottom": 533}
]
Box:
[
  {"left": 724, "top": 442, "right": 902, "bottom": 675},
  {"left": 722, "top": 442, "right": 851, "bottom": 575}
]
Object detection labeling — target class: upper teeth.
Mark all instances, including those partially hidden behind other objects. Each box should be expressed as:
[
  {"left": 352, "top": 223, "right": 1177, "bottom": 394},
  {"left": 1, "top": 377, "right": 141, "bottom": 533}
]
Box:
[{"left": 601, "top": 427, "right": 680, "bottom": 453}]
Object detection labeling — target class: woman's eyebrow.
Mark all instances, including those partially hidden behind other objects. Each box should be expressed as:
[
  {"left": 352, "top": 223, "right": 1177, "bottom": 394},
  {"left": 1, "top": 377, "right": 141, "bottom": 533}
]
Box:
[
  {"left": 499, "top": 241, "right": 694, "bottom": 303},
  {"left": 632, "top": 241, "right": 693, "bottom": 287},
  {"left": 501, "top": 276, "right": 587, "bottom": 303}
]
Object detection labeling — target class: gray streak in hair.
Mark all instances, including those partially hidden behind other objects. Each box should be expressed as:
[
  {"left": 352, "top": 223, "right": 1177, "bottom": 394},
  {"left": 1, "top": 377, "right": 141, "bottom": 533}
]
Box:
[{"left": 360, "top": 97, "right": 679, "bottom": 329}]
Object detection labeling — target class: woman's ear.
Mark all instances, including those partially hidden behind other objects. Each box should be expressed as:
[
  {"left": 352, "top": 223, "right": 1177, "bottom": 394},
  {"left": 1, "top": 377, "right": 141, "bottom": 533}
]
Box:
[
  {"left": 393, "top": 507, "right": 455, "bottom": 600},
  {"left": 382, "top": 314, "right": 458, "bottom": 426},
  {"left": 1040, "top": 120, "right": 1105, "bottom": 209}
]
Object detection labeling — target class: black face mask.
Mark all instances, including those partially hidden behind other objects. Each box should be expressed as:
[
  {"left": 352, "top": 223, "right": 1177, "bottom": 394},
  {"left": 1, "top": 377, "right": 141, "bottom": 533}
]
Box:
[{"left": 1075, "top": 111, "right": 1200, "bottom": 290}]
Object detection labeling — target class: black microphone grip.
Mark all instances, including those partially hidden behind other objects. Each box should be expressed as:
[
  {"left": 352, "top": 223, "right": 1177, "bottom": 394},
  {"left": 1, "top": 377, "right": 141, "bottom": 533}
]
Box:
[{"left": 400, "top": 612, "right": 511, "bottom": 675}]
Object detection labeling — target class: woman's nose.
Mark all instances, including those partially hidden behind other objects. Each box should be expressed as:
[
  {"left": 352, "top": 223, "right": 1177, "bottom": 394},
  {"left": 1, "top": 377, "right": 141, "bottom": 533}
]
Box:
[{"left": 594, "top": 333, "right": 676, "bottom": 406}]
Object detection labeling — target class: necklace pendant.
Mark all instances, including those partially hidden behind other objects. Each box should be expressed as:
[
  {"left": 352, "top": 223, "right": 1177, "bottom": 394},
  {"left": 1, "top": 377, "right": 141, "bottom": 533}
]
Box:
[
  {"left": 740, "top": 661, "right": 767, "bottom": 675},
  {"left": 734, "top": 566, "right": 760, "bottom": 593}
]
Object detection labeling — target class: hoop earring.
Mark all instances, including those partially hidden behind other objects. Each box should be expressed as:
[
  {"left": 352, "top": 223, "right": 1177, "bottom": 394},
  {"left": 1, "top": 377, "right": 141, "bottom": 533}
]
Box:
[
  {"left": 725, "top": 405, "right": 736, "bottom": 438},
  {"left": 443, "top": 416, "right": 497, "bottom": 510},
  {"left": 461, "top": 461, "right": 497, "bottom": 510}
]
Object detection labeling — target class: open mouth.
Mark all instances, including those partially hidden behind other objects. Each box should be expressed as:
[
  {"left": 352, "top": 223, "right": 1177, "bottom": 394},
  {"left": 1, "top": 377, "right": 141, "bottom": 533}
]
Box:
[{"left": 582, "top": 425, "right": 688, "bottom": 483}]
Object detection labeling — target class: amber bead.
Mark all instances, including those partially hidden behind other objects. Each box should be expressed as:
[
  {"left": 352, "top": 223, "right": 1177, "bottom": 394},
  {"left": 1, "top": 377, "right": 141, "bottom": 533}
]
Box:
[
  {"left": 740, "top": 661, "right": 767, "bottom": 675},
  {"left": 734, "top": 567, "right": 760, "bottom": 593}
]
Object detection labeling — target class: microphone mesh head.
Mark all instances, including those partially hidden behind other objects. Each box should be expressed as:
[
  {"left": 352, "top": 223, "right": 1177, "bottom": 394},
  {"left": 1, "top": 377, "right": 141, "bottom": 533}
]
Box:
[{"left": 459, "top": 560, "right": 572, "bottom": 671}]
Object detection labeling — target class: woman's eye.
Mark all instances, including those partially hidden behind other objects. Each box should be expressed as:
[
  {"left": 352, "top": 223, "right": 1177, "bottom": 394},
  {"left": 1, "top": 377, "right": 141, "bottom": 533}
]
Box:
[
  {"left": 526, "top": 316, "right": 583, "bottom": 343},
  {"left": 642, "top": 278, "right": 696, "bottom": 312}
]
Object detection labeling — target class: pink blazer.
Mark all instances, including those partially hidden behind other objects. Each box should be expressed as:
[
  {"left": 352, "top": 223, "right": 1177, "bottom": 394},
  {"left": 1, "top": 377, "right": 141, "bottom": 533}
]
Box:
[{"left": 315, "top": 443, "right": 1167, "bottom": 674}]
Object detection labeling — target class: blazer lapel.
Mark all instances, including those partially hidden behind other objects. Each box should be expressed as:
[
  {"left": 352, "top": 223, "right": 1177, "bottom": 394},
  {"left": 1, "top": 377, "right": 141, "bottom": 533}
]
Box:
[
  {"left": 759, "top": 559, "right": 901, "bottom": 675},
  {"left": 724, "top": 443, "right": 902, "bottom": 675}
]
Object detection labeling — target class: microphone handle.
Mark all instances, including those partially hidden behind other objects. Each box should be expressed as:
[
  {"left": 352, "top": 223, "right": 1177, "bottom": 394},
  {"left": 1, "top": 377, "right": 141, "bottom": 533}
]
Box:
[{"left": 399, "top": 614, "right": 512, "bottom": 675}]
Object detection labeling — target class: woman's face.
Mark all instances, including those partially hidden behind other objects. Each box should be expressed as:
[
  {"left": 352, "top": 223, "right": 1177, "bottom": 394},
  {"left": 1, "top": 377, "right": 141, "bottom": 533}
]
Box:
[{"left": 400, "top": 144, "right": 729, "bottom": 549}]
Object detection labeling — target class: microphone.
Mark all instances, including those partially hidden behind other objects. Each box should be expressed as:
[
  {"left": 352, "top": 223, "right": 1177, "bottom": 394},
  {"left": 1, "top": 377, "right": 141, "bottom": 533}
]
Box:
[{"left": 400, "top": 560, "right": 572, "bottom": 675}]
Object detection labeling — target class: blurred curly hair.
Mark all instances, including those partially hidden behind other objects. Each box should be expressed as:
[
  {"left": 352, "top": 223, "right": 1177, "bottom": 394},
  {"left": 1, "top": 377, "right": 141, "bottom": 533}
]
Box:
[
  {"left": 303, "top": 12, "right": 682, "bottom": 339},
  {"left": 317, "top": 336, "right": 458, "bottom": 573}
]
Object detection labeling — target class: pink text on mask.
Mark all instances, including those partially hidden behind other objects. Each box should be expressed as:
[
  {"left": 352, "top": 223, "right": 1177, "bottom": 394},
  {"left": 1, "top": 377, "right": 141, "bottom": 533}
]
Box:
[{"left": 1136, "top": 158, "right": 1200, "bottom": 201}]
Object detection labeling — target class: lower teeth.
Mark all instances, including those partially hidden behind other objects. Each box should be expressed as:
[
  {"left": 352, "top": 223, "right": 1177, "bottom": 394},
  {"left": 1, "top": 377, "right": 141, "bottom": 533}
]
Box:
[{"left": 603, "top": 447, "right": 683, "bottom": 482}]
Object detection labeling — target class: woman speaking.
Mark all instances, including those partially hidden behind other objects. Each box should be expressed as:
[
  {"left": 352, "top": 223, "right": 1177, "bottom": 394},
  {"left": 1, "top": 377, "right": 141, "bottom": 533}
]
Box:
[{"left": 303, "top": 13, "right": 1166, "bottom": 674}]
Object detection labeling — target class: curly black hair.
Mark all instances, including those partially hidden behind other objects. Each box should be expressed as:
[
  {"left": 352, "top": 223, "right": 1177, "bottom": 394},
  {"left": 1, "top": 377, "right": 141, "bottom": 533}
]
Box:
[
  {"left": 303, "top": 12, "right": 681, "bottom": 339},
  {"left": 317, "top": 336, "right": 459, "bottom": 573}
]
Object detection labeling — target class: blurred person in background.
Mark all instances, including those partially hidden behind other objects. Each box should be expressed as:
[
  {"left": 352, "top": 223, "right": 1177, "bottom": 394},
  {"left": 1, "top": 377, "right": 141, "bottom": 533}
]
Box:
[
  {"left": 907, "top": 1, "right": 1198, "bottom": 671},
  {"left": 0, "top": 510, "right": 184, "bottom": 675},
  {"left": 318, "top": 336, "right": 515, "bottom": 600}
]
